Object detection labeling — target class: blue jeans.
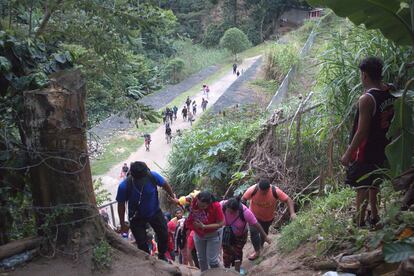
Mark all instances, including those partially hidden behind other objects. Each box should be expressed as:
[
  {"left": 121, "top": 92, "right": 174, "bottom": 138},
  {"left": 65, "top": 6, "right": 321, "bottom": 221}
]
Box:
[{"left": 194, "top": 229, "right": 223, "bottom": 271}]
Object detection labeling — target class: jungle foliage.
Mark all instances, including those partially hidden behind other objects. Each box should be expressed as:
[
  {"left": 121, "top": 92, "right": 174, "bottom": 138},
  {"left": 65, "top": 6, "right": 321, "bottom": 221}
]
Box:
[
  {"left": 277, "top": 0, "right": 414, "bottom": 265},
  {"left": 166, "top": 105, "right": 264, "bottom": 196}
]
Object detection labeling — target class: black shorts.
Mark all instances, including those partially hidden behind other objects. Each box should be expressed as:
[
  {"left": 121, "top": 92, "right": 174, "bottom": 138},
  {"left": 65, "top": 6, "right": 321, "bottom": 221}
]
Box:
[{"left": 345, "top": 161, "right": 383, "bottom": 188}]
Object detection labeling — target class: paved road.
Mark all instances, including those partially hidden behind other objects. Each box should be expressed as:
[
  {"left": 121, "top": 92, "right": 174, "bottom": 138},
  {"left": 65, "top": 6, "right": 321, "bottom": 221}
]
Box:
[
  {"left": 89, "top": 65, "right": 219, "bottom": 141},
  {"left": 211, "top": 57, "right": 263, "bottom": 113},
  {"left": 99, "top": 56, "right": 262, "bottom": 201}
]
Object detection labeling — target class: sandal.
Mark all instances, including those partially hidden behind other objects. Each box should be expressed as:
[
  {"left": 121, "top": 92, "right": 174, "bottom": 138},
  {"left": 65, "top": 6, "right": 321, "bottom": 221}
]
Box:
[{"left": 248, "top": 252, "right": 260, "bottom": 261}]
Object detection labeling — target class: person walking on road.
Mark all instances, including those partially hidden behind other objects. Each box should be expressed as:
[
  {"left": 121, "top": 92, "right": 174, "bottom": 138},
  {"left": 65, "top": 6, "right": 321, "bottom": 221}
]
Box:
[
  {"left": 116, "top": 161, "right": 179, "bottom": 261},
  {"left": 242, "top": 178, "right": 296, "bottom": 260},
  {"left": 120, "top": 163, "right": 129, "bottom": 179},
  {"left": 182, "top": 106, "right": 188, "bottom": 121},
  {"left": 165, "top": 124, "right": 172, "bottom": 144},
  {"left": 233, "top": 63, "right": 237, "bottom": 74},
  {"left": 192, "top": 101, "right": 197, "bottom": 115},
  {"left": 205, "top": 85, "right": 210, "bottom": 99},
  {"left": 186, "top": 191, "right": 224, "bottom": 272},
  {"left": 173, "top": 105, "right": 178, "bottom": 120},
  {"left": 143, "top": 133, "right": 151, "bottom": 151},
  {"left": 167, "top": 108, "right": 174, "bottom": 125},
  {"left": 201, "top": 98, "right": 208, "bottom": 112},
  {"left": 186, "top": 97, "right": 191, "bottom": 110},
  {"left": 188, "top": 111, "right": 194, "bottom": 126}
]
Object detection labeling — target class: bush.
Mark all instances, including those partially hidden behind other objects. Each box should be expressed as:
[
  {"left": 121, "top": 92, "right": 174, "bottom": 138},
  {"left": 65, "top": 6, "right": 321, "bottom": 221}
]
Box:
[
  {"left": 92, "top": 240, "right": 112, "bottom": 271},
  {"left": 93, "top": 178, "right": 111, "bottom": 207},
  {"left": 263, "top": 44, "right": 299, "bottom": 82},
  {"left": 219, "top": 27, "right": 251, "bottom": 60},
  {"left": 166, "top": 105, "right": 263, "bottom": 196},
  {"left": 278, "top": 188, "right": 357, "bottom": 254},
  {"left": 203, "top": 23, "right": 226, "bottom": 48},
  {"left": 172, "top": 39, "right": 230, "bottom": 77},
  {"left": 164, "top": 58, "right": 185, "bottom": 84}
]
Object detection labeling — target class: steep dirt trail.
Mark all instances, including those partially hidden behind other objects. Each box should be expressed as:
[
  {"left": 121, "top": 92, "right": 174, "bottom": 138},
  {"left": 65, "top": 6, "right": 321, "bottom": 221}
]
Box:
[{"left": 99, "top": 56, "right": 261, "bottom": 200}]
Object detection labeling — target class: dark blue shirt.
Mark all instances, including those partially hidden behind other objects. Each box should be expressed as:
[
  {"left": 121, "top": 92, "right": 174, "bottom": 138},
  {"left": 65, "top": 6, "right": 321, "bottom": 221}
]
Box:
[{"left": 116, "top": 171, "right": 165, "bottom": 219}]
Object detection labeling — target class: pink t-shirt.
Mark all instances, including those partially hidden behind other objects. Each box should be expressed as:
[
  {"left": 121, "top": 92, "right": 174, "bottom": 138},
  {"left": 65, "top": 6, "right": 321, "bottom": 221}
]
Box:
[{"left": 220, "top": 200, "right": 257, "bottom": 236}]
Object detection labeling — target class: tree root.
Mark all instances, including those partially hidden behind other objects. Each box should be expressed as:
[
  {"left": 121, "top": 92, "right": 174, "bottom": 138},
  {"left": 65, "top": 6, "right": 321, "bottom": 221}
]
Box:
[{"left": 104, "top": 228, "right": 183, "bottom": 275}]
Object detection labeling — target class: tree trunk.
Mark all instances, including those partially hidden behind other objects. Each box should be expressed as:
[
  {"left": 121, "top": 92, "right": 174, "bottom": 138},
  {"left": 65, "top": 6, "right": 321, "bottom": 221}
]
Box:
[
  {"left": 23, "top": 69, "right": 103, "bottom": 250},
  {"left": 35, "top": 0, "right": 64, "bottom": 37},
  {"left": 20, "top": 70, "right": 186, "bottom": 275}
]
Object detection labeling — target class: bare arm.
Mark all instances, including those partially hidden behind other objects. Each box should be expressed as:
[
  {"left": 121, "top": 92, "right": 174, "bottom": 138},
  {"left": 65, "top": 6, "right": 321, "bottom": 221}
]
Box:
[
  {"left": 285, "top": 197, "right": 296, "bottom": 219},
  {"left": 341, "top": 94, "right": 373, "bottom": 166},
  {"left": 162, "top": 182, "right": 179, "bottom": 204},
  {"left": 199, "top": 220, "right": 224, "bottom": 231},
  {"left": 118, "top": 202, "right": 128, "bottom": 232},
  {"left": 253, "top": 222, "right": 272, "bottom": 244}
]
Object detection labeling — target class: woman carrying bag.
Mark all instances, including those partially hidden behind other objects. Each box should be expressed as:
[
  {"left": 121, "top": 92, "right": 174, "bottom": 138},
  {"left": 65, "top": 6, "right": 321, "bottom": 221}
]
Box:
[
  {"left": 186, "top": 191, "right": 224, "bottom": 272},
  {"left": 220, "top": 196, "right": 271, "bottom": 272}
]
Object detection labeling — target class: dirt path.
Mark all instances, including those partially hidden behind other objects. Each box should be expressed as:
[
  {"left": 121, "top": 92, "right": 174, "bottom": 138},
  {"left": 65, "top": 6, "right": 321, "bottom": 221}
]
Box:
[{"left": 99, "top": 56, "right": 261, "bottom": 200}]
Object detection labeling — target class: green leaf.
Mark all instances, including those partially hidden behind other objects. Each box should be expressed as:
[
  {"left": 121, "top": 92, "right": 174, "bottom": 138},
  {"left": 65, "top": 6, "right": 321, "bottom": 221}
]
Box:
[
  {"left": 307, "top": 0, "right": 414, "bottom": 46},
  {"left": 30, "top": 72, "right": 49, "bottom": 89},
  {"left": 0, "top": 56, "right": 11, "bottom": 73},
  {"left": 385, "top": 96, "right": 414, "bottom": 177},
  {"left": 383, "top": 241, "right": 414, "bottom": 263},
  {"left": 391, "top": 89, "right": 414, "bottom": 98}
]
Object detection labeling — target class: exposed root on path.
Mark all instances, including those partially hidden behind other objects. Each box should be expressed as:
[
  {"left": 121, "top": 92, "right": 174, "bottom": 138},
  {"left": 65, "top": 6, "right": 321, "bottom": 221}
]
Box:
[{"left": 242, "top": 110, "right": 298, "bottom": 196}]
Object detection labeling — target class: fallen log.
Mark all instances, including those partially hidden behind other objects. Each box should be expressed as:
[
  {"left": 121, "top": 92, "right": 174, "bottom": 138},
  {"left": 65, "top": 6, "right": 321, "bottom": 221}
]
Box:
[
  {"left": 396, "top": 256, "right": 414, "bottom": 276},
  {"left": 335, "top": 249, "right": 383, "bottom": 271},
  {"left": 0, "top": 236, "right": 43, "bottom": 260},
  {"left": 105, "top": 228, "right": 182, "bottom": 275},
  {"left": 309, "top": 259, "right": 337, "bottom": 270},
  {"left": 393, "top": 167, "right": 414, "bottom": 191}
]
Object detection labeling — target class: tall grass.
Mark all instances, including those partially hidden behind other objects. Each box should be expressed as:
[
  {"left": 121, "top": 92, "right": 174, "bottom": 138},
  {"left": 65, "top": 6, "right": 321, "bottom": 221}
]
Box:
[
  {"left": 173, "top": 39, "right": 230, "bottom": 78},
  {"left": 263, "top": 44, "right": 299, "bottom": 82},
  {"left": 316, "top": 23, "right": 413, "bottom": 165},
  {"left": 278, "top": 187, "right": 358, "bottom": 254}
]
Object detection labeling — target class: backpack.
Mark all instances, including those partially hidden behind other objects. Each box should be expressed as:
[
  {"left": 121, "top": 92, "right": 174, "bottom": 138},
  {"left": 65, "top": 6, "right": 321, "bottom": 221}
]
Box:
[
  {"left": 251, "top": 184, "right": 279, "bottom": 200},
  {"left": 206, "top": 87, "right": 210, "bottom": 92}
]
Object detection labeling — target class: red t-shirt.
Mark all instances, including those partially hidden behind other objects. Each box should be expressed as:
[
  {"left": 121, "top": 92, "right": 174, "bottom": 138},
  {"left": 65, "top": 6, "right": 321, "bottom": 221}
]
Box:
[
  {"left": 186, "top": 199, "right": 224, "bottom": 237},
  {"left": 167, "top": 220, "right": 177, "bottom": 252}
]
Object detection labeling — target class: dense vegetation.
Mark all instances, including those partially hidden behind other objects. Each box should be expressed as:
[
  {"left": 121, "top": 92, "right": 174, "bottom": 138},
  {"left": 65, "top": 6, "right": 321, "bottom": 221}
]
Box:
[
  {"left": 167, "top": 4, "right": 414, "bottom": 268},
  {"left": 168, "top": 0, "right": 309, "bottom": 46},
  {"left": 167, "top": 105, "right": 264, "bottom": 196}
]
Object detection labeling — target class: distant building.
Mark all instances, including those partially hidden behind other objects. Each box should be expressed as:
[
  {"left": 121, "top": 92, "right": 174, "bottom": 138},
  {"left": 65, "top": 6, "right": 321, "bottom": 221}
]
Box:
[
  {"left": 280, "top": 7, "right": 324, "bottom": 26},
  {"left": 309, "top": 8, "right": 323, "bottom": 19}
]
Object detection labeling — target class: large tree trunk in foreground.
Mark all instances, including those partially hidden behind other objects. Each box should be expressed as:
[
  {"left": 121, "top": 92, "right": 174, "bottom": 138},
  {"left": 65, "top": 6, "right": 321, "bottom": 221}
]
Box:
[
  {"left": 23, "top": 69, "right": 103, "bottom": 250},
  {"left": 22, "top": 70, "right": 185, "bottom": 275}
]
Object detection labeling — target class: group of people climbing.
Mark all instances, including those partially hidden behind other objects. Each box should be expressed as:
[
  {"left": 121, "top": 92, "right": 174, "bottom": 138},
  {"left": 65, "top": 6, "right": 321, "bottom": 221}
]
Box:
[
  {"left": 110, "top": 56, "right": 395, "bottom": 273},
  {"left": 115, "top": 161, "right": 296, "bottom": 273}
]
